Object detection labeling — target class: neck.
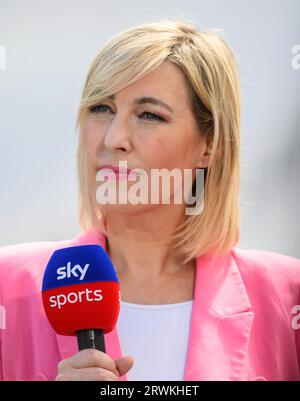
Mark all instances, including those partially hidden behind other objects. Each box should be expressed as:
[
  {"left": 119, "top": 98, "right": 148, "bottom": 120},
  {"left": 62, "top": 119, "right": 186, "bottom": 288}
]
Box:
[{"left": 103, "top": 205, "right": 189, "bottom": 282}]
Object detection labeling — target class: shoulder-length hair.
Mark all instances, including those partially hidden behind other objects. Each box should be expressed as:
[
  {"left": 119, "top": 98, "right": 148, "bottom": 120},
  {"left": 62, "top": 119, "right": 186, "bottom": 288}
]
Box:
[{"left": 76, "top": 19, "right": 241, "bottom": 264}]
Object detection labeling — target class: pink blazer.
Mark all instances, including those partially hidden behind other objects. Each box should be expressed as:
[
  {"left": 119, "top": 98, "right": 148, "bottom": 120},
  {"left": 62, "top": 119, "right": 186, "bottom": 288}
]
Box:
[{"left": 0, "top": 229, "right": 299, "bottom": 381}]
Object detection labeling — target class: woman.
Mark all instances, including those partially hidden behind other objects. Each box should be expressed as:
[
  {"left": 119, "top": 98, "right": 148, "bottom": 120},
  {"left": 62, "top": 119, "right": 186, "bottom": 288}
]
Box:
[{"left": 0, "top": 19, "right": 300, "bottom": 381}]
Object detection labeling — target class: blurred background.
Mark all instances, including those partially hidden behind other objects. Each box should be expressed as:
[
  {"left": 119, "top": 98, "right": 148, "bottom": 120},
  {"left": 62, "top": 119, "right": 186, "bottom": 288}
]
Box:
[{"left": 0, "top": 0, "right": 299, "bottom": 257}]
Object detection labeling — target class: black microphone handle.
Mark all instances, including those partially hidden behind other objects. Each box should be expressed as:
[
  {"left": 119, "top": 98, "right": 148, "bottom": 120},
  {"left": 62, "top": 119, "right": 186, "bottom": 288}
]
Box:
[{"left": 76, "top": 329, "right": 106, "bottom": 353}]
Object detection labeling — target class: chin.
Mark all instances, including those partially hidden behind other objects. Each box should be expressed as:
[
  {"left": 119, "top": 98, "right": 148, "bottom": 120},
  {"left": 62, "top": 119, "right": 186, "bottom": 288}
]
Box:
[{"left": 96, "top": 202, "right": 161, "bottom": 216}]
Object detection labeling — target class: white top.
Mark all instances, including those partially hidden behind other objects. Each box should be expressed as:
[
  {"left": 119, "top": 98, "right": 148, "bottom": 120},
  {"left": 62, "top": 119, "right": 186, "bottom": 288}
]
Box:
[{"left": 116, "top": 300, "right": 193, "bottom": 381}]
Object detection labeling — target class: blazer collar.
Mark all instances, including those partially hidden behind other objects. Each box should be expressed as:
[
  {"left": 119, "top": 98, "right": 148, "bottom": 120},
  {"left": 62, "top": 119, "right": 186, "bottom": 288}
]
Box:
[{"left": 56, "top": 230, "right": 254, "bottom": 381}]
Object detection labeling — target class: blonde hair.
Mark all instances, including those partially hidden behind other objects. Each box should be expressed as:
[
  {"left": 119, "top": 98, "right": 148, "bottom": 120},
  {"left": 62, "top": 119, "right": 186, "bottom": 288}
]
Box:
[{"left": 76, "top": 19, "right": 241, "bottom": 264}]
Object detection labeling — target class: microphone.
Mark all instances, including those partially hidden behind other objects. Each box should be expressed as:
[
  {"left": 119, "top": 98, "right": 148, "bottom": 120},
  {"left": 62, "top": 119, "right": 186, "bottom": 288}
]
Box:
[{"left": 42, "top": 244, "right": 120, "bottom": 353}]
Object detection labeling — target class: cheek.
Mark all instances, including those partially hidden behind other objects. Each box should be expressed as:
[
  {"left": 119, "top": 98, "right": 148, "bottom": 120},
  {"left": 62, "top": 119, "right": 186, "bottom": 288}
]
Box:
[
  {"left": 139, "top": 118, "right": 202, "bottom": 170},
  {"left": 140, "top": 136, "right": 182, "bottom": 169},
  {"left": 81, "top": 121, "right": 102, "bottom": 193},
  {"left": 82, "top": 120, "right": 102, "bottom": 155}
]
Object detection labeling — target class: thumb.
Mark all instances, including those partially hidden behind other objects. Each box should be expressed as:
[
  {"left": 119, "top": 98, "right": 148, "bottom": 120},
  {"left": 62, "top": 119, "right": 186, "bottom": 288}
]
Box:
[{"left": 115, "top": 355, "right": 134, "bottom": 377}]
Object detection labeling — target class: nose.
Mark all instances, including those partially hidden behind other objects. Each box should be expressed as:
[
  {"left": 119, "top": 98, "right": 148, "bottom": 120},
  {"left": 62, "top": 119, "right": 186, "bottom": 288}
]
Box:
[{"left": 103, "top": 114, "right": 132, "bottom": 154}]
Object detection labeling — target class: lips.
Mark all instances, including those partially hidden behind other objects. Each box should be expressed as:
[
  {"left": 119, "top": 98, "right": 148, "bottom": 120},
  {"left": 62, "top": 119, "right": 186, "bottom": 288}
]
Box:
[
  {"left": 98, "top": 164, "right": 133, "bottom": 175},
  {"left": 97, "top": 164, "right": 141, "bottom": 181}
]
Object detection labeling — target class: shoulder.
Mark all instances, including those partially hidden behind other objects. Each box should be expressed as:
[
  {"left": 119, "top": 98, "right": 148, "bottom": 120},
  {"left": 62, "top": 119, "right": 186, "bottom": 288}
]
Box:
[
  {"left": 231, "top": 246, "right": 300, "bottom": 280},
  {"left": 0, "top": 229, "right": 105, "bottom": 285},
  {"left": 0, "top": 238, "right": 73, "bottom": 289},
  {"left": 0, "top": 238, "right": 70, "bottom": 261},
  {"left": 230, "top": 246, "right": 300, "bottom": 302}
]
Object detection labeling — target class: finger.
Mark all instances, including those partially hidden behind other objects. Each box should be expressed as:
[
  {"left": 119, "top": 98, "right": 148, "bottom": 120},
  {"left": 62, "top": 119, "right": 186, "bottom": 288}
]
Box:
[
  {"left": 58, "top": 349, "right": 118, "bottom": 373},
  {"left": 56, "top": 367, "right": 119, "bottom": 381},
  {"left": 115, "top": 355, "right": 135, "bottom": 377}
]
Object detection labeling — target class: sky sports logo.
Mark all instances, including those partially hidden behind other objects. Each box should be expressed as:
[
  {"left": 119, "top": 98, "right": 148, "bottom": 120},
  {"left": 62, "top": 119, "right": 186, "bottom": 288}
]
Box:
[
  {"left": 56, "top": 262, "right": 89, "bottom": 281},
  {"left": 49, "top": 288, "right": 103, "bottom": 309},
  {"left": 48, "top": 262, "right": 101, "bottom": 309}
]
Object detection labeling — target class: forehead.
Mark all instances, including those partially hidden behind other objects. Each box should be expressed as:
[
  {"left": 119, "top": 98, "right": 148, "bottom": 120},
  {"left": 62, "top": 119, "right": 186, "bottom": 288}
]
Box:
[{"left": 115, "top": 61, "right": 190, "bottom": 105}]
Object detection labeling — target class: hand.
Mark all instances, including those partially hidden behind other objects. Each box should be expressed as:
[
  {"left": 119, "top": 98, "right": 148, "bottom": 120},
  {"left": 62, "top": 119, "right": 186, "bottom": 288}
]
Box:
[{"left": 55, "top": 348, "right": 134, "bottom": 381}]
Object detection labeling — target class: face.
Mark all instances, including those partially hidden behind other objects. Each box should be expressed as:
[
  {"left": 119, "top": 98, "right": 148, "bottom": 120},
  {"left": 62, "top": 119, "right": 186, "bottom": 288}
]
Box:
[{"left": 82, "top": 60, "right": 210, "bottom": 215}]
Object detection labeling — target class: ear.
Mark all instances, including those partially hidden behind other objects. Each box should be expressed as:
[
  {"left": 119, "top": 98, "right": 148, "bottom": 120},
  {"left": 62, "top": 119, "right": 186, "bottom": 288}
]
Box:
[
  {"left": 196, "top": 136, "right": 213, "bottom": 168},
  {"left": 196, "top": 135, "right": 221, "bottom": 168},
  {"left": 197, "top": 152, "right": 211, "bottom": 168}
]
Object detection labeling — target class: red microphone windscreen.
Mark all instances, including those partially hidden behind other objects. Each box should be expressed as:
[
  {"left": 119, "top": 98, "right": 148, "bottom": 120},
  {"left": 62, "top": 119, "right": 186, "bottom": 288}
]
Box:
[{"left": 42, "top": 245, "right": 120, "bottom": 336}]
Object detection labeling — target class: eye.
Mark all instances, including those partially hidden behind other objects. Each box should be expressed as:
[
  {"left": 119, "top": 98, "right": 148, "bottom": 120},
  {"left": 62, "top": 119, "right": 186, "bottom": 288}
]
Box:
[
  {"left": 88, "top": 104, "right": 113, "bottom": 114},
  {"left": 139, "top": 111, "right": 166, "bottom": 122}
]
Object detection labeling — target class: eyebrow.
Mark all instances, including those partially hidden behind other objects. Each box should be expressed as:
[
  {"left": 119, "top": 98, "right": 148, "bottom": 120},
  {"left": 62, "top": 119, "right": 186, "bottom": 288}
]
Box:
[{"left": 108, "top": 95, "right": 173, "bottom": 113}]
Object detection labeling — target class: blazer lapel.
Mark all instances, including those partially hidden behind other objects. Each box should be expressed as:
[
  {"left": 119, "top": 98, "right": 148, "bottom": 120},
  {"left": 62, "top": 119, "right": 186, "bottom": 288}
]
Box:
[{"left": 184, "top": 250, "right": 254, "bottom": 381}]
